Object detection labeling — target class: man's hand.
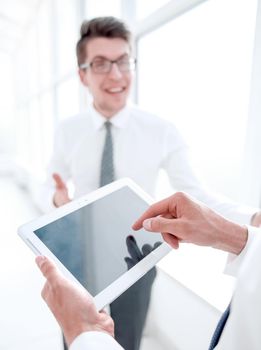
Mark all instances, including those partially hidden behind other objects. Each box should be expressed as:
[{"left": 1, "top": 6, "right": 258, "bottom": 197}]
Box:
[
  {"left": 36, "top": 256, "right": 114, "bottom": 346},
  {"left": 53, "top": 173, "right": 71, "bottom": 207},
  {"left": 251, "top": 211, "right": 261, "bottom": 227},
  {"left": 133, "top": 192, "right": 248, "bottom": 255}
]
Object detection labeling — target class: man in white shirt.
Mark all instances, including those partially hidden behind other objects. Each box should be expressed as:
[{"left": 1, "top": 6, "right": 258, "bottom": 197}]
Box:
[
  {"left": 39, "top": 16, "right": 261, "bottom": 227},
  {"left": 36, "top": 192, "right": 261, "bottom": 350},
  {"left": 38, "top": 16, "right": 261, "bottom": 349}
]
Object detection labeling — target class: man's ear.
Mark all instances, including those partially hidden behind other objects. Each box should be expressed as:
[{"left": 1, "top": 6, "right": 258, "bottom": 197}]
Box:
[{"left": 78, "top": 69, "right": 89, "bottom": 88}]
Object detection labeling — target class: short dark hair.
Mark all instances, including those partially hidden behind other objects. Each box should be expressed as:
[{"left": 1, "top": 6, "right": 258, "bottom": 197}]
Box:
[{"left": 76, "top": 16, "right": 132, "bottom": 67}]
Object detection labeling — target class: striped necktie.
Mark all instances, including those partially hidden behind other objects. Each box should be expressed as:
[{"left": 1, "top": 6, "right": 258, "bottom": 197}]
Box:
[
  {"left": 99, "top": 121, "right": 114, "bottom": 187},
  {"left": 208, "top": 304, "right": 230, "bottom": 349}
]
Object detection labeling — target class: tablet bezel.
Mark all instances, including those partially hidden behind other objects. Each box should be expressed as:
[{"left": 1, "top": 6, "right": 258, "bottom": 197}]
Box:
[{"left": 18, "top": 178, "right": 171, "bottom": 310}]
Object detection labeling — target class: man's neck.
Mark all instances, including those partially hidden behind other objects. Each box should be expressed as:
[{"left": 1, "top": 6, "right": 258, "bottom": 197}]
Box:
[{"left": 93, "top": 102, "right": 124, "bottom": 119}]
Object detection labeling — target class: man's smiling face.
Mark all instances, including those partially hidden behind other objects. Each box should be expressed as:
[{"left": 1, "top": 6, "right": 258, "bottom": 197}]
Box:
[{"left": 79, "top": 37, "right": 133, "bottom": 118}]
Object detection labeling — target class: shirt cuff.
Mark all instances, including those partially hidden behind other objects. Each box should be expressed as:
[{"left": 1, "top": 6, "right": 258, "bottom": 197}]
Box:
[
  {"left": 70, "top": 331, "right": 123, "bottom": 350},
  {"left": 224, "top": 226, "right": 261, "bottom": 276},
  {"left": 34, "top": 182, "right": 57, "bottom": 213},
  {"left": 226, "top": 205, "right": 259, "bottom": 225}
]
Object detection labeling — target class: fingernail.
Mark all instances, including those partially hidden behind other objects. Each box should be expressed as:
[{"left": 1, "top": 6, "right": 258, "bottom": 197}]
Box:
[
  {"left": 36, "top": 255, "right": 45, "bottom": 267},
  {"left": 143, "top": 219, "right": 152, "bottom": 230}
]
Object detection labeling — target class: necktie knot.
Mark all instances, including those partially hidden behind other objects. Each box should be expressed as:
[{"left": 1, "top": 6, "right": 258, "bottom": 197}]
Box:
[{"left": 104, "top": 121, "right": 112, "bottom": 132}]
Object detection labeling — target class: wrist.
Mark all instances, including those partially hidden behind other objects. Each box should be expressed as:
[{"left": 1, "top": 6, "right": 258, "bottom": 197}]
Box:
[
  {"left": 65, "top": 326, "right": 113, "bottom": 347},
  {"left": 215, "top": 220, "right": 248, "bottom": 255},
  {"left": 251, "top": 211, "right": 261, "bottom": 227},
  {"left": 65, "top": 325, "right": 90, "bottom": 347}
]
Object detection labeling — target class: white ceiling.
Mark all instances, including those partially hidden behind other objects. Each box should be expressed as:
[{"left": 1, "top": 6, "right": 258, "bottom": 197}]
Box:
[{"left": 0, "top": 0, "right": 40, "bottom": 54}]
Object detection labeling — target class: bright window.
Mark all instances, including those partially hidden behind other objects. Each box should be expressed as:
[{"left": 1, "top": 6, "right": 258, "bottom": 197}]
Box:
[
  {"left": 37, "top": 0, "right": 53, "bottom": 89},
  {"left": 138, "top": 0, "right": 257, "bottom": 201},
  {"left": 85, "top": 0, "right": 121, "bottom": 18},
  {"left": 55, "top": 0, "right": 78, "bottom": 77},
  {"left": 28, "top": 99, "right": 43, "bottom": 175},
  {"left": 40, "top": 92, "right": 55, "bottom": 169},
  {"left": 136, "top": 0, "right": 170, "bottom": 20},
  {"left": 56, "top": 77, "right": 80, "bottom": 121},
  {"left": 0, "top": 53, "right": 15, "bottom": 157}
]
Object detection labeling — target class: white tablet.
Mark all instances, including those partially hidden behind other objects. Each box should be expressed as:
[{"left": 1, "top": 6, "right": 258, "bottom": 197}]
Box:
[{"left": 18, "top": 178, "right": 171, "bottom": 310}]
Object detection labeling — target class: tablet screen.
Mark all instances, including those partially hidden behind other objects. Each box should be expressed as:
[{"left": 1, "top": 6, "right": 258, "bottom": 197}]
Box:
[{"left": 34, "top": 186, "right": 162, "bottom": 296}]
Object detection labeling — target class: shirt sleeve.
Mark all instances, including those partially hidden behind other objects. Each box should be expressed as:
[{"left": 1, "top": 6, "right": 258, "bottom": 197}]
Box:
[
  {"left": 216, "top": 228, "right": 261, "bottom": 349},
  {"left": 34, "top": 124, "right": 71, "bottom": 213},
  {"left": 70, "top": 332, "right": 124, "bottom": 350},
  {"left": 224, "top": 226, "right": 261, "bottom": 276},
  {"left": 161, "top": 124, "right": 258, "bottom": 225}
]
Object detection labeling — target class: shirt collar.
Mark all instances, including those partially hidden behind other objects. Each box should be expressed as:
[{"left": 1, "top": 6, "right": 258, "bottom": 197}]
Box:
[{"left": 88, "top": 102, "right": 131, "bottom": 130}]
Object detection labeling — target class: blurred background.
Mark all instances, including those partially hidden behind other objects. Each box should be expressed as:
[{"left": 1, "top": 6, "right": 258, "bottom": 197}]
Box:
[{"left": 0, "top": 0, "right": 260, "bottom": 349}]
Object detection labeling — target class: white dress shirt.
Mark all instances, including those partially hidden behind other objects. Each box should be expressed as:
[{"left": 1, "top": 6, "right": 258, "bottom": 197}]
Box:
[
  {"left": 70, "top": 331, "right": 123, "bottom": 350},
  {"left": 38, "top": 103, "right": 256, "bottom": 225},
  {"left": 69, "top": 226, "right": 261, "bottom": 350},
  {"left": 216, "top": 226, "right": 261, "bottom": 349}
]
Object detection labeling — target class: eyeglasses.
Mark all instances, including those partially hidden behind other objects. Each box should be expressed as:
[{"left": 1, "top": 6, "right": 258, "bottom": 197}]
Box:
[{"left": 79, "top": 56, "right": 136, "bottom": 74}]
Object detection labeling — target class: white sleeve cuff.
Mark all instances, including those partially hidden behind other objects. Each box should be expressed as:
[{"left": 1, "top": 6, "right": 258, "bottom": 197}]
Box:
[
  {"left": 224, "top": 226, "right": 261, "bottom": 276},
  {"left": 34, "top": 185, "right": 56, "bottom": 213},
  {"left": 225, "top": 205, "right": 259, "bottom": 226},
  {"left": 225, "top": 205, "right": 260, "bottom": 225},
  {"left": 70, "top": 331, "right": 124, "bottom": 350}
]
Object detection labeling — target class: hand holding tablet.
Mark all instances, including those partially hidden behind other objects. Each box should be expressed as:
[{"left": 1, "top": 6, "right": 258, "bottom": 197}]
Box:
[{"left": 18, "top": 178, "right": 171, "bottom": 310}]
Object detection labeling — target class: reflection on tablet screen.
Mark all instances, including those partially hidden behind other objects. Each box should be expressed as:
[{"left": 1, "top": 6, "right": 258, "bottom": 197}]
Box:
[{"left": 34, "top": 187, "right": 162, "bottom": 296}]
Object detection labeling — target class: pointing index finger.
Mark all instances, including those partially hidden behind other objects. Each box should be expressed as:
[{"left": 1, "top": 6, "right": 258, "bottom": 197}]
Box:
[{"left": 132, "top": 196, "right": 173, "bottom": 230}]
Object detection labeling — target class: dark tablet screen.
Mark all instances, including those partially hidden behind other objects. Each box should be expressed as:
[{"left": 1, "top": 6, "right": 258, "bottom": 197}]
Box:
[{"left": 35, "top": 186, "right": 162, "bottom": 296}]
